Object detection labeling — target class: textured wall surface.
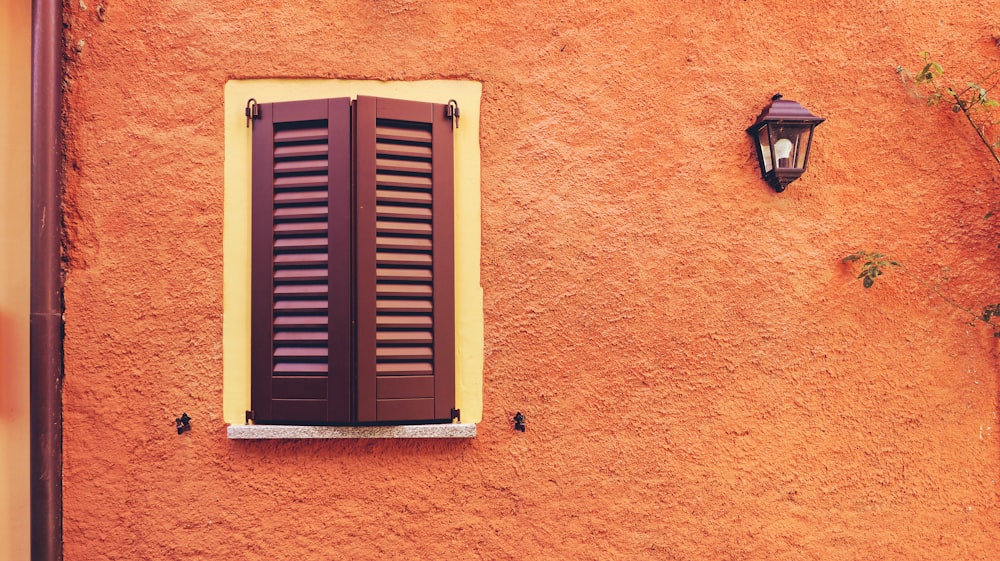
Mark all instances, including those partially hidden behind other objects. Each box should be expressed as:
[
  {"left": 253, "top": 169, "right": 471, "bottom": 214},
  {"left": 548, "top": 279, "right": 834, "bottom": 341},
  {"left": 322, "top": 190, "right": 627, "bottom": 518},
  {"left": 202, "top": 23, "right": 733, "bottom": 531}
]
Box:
[{"left": 61, "top": 1, "right": 999, "bottom": 560}]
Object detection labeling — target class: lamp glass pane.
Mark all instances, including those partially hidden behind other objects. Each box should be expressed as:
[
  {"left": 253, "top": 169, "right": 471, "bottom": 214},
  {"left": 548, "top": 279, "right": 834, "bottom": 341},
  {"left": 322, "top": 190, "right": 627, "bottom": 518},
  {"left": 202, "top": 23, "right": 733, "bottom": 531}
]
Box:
[
  {"left": 756, "top": 126, "right": 773, "bottom": 173},
  {"left": 793, "top": 127, "right": 814, "bottom": 168}
]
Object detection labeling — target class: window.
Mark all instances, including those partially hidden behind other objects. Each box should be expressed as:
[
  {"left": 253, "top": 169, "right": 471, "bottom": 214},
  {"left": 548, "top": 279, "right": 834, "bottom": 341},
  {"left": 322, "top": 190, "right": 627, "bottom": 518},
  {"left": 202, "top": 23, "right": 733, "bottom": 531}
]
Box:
[
  {"left": 251, "top": 95, "right": 456, "bottom": 425},
  {"left": 223, "top": 80, "right": 482, "bottom": 433}
]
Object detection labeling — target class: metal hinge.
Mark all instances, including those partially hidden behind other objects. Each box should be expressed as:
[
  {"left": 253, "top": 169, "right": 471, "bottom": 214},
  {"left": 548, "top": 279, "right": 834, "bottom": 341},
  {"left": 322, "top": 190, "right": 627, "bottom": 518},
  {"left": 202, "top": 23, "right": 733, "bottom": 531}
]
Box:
[
  {"left": 445, "top": 99, "right": 460, "bottom": 129},
  {"left": 245, "top": 410, "right": 255, "bottom": 424},
  {"left": 245, "top": 98, "right": 260, "bottom": 128},
  {"left": 450, "top": 408, "right": 461, "bottom": 422}
]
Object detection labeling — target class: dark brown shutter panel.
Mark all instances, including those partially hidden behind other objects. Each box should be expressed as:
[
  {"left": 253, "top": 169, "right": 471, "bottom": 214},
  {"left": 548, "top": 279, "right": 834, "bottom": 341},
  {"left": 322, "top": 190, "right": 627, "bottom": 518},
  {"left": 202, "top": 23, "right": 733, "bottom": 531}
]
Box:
[
  {"left": 251, "top": 98, "right": 352, "bottom": 424},
  {"left": 355, "top": 96, "right": 456, "bottom": 423}
]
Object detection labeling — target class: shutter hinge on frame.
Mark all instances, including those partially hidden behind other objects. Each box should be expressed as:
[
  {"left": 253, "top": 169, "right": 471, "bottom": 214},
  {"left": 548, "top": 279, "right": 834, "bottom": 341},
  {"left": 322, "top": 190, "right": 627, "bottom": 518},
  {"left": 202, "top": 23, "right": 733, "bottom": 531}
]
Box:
[
  {"left": 245, "top": 410, "right": 255, "bottom": 424},
  {"left": 450, "top": 408, "right": 461, "bottom": 422},
  {"left": 245, "top": 98, "right": 260, "bottom": 128},
  {"left": 445, "top": 99, "right": 460, "bottom": 129}
]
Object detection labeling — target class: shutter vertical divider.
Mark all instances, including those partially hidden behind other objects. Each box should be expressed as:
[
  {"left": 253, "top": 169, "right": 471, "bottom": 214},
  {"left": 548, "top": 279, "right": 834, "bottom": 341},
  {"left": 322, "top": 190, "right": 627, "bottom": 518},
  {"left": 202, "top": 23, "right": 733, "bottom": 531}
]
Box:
[
  {"left": 355, "top": 96, "right": 379, "bottom": 423},
  {"left": 430, "top": 104, "right": 456, "bottom": 421},
  {"left": 250, "top": 102, "right": 277, "bottom": 421},
  {"left": 325, "top": 98, "right": 353, "bottom": 423}
]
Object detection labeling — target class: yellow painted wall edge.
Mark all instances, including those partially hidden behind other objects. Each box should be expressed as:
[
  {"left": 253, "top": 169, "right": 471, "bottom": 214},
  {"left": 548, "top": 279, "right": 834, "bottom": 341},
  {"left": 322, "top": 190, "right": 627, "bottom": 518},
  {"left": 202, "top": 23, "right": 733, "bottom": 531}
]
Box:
[
  {"left": 0, "top": 0, "right": 33, "bottom": 558},
  {"left": 223, "top": 80, "right": 484, "bottom": 425}
]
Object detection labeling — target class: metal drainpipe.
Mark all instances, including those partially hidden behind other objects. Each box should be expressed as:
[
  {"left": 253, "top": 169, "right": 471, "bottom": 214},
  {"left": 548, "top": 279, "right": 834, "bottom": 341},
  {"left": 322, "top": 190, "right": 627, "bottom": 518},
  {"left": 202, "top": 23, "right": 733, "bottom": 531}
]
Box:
[{"left": 30, "top": 0, "right": 63, "bottom": 558}]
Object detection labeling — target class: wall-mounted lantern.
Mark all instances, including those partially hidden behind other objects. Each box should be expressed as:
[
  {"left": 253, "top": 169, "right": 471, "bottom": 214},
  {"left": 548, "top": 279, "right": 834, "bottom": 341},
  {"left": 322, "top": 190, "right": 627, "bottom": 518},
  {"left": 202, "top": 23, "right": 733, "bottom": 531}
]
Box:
[{"left": 746, "top": 94, "right": 824, "bottom": 192}]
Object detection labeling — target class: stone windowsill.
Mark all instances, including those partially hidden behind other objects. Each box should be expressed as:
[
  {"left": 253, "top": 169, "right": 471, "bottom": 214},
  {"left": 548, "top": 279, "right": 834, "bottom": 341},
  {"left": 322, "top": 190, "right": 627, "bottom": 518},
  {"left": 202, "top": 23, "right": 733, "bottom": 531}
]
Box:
[{"left": 227, "top": 423, "right": 476, "bottom": 439}]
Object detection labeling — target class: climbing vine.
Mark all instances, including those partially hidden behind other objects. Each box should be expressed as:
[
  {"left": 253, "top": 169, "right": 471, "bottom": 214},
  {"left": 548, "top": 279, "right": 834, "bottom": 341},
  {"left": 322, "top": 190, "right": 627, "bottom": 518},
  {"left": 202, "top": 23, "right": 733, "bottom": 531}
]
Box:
[
  {"left": 844, "top": 53, "right": 1000, "bottom": 333},
  {"left": 900, "top": 51, "right": 1000, "bottom": 167},
  {"left": 842, "top": 250, "right": 1000, "bottom": 335}
]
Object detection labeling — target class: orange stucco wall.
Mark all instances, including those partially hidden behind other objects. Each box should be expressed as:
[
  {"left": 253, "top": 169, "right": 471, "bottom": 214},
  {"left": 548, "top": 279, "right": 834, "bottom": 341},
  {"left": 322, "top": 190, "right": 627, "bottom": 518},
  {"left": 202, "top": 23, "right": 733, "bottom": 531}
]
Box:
[
  {"left": 0, "top": 1, "right": 32, "bottom": 559},
  {"left": 61, "top": 2, "right": 999, "bottom": 560}
]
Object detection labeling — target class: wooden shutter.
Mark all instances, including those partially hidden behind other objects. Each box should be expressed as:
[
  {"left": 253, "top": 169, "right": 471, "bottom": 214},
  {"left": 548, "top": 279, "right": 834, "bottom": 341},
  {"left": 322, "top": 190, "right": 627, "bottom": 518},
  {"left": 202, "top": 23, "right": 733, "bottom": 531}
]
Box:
[
  {"left": 251, "top": 98, "right": 353, "bottom": 424},
  {"left": 355, "top": 96, "right": 456, "bottom": 423}
]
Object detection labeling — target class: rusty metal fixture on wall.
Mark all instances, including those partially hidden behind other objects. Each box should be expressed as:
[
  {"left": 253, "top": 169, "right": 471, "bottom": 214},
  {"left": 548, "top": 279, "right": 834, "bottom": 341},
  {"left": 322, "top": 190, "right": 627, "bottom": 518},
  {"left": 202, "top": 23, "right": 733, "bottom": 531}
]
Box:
[
  {"left": 175, "top": 413, "right": 192, "bottom": 435},
  {"left": 513, "top": 411, "right": 525, "bottom": 432},
  {"left": 746, "top": 94, "right": 825, "bottom": 192}
]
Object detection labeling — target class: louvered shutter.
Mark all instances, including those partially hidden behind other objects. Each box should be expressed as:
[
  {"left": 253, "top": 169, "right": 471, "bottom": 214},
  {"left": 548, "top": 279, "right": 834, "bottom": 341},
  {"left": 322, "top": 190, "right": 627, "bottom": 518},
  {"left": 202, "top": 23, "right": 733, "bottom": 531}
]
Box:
[
  {"left": 354, "top": 96, "right": 456, "bottom": 423},
  {"left": 251, "top": 98, "right": 353, "bottom": 424}
]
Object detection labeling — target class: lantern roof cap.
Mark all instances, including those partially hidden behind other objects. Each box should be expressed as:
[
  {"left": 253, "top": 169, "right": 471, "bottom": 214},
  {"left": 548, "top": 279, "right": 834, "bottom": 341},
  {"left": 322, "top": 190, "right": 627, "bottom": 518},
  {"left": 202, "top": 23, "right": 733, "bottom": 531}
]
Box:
[{"left": 747, "top": 94, "right": 825, "bottom": 131}]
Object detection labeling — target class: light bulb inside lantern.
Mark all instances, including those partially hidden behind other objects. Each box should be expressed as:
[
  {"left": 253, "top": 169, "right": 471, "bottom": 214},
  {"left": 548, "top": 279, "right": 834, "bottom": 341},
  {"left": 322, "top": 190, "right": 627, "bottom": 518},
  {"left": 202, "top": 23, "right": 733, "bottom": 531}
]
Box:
[{"left": 773, "top": 138, "right": 793, "bottom": 167}]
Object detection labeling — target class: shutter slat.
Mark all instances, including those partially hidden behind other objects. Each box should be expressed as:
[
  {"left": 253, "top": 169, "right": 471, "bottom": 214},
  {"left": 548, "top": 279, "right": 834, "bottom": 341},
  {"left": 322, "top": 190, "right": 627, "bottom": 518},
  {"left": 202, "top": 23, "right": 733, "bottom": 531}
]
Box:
[
  {"left": 376, "top": 300, "right": 433, "bottom": 313},
  {"left": 376, "top": 236, "right": 432, "bottom": 252},
  {"left": 274, "top": 253, "right": 328, "bottom": 265},
  {"left": 377, "top": 268, "right": 433, "bottom": 282},
  {"left": 274, "top": 175, "right": 329, "bottom": 189},
  {"left": 376, "top": 220, "right": 433, "bottom": 236},
  {"left": 376, "top": 174, "right": 432, "bottom": 190},
  {"left": 376, "top": 143, "right": 432, "bottom": 159},
  {"left": 374, "top": 126, "right": 432, "bottom": 143},
  {"left": 376, "top": 315, "right": 433, "bottom": 329},
  {"left": 274, "top": 144, "right": 328, "bottom": 158},
  {"left": 377, "top": 347, "right": 433, "bottom": 360},
  {"left": 274, "top": 285, "right": 328, "bottom": 296},
  {"left": 275, "top": 191, "right": 328, "bottom": 204},
  {"left": 377, "top": 331, "right": 433, "bottom": 344},
  {"left": 274, "top": 300, "right": 329, "bottom": 311},
  {"left": 376, "top": 362, "right": 435, "bottom": 375},
  {"left": 274, "top": 331, "right": 328, "bottom": 342},
  {"left": 376, "top": 189, "right": 432, "bottom": 205},
  {"left": 273, "top": 363, "right": 329, "bottom": 374},
  {"left": 274, "top": 316, "right": 328, "bottom": 327},
  {"left": 274, "top": 127, "right": 327, "bottom": 142},
  {"left": 275, "top": 160, "right": 329, "bottom": 174},
  {"left": 376, "top": 158, "right": 433, "bottom": 174},
  {"left": 375, "top": 252, "right": 433, "bottom": 267},
  {"left": 274, "top": 222, "right": 328, "bottom": 235},
  {"left": 376, "top": 205, "right": 433, "bottom": 221},
  {"left": 274, "top": 238, "right": 328, "bottom": 251},
  {"left": 376, "top": 284, "right": 433, "bottom": 297},
  {"left": 274, "top": 269, "right": 327, "bottom": 282},
  {"left": 274, "top": 208, "right": 328, "bottom": 221},
  {"left": 275, "top": 347, "right": 329, "bottom": 359}
]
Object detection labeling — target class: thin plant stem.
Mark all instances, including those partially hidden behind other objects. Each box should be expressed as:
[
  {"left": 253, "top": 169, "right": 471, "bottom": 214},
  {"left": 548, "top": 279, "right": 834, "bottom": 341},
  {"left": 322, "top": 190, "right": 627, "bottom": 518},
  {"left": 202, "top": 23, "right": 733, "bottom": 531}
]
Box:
[
  {"left": 896, "top": 266, "right": 1000, "bottom": 329},
  {"left": 949, "top": 90, "right": 1000, "bottom": 167}
]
